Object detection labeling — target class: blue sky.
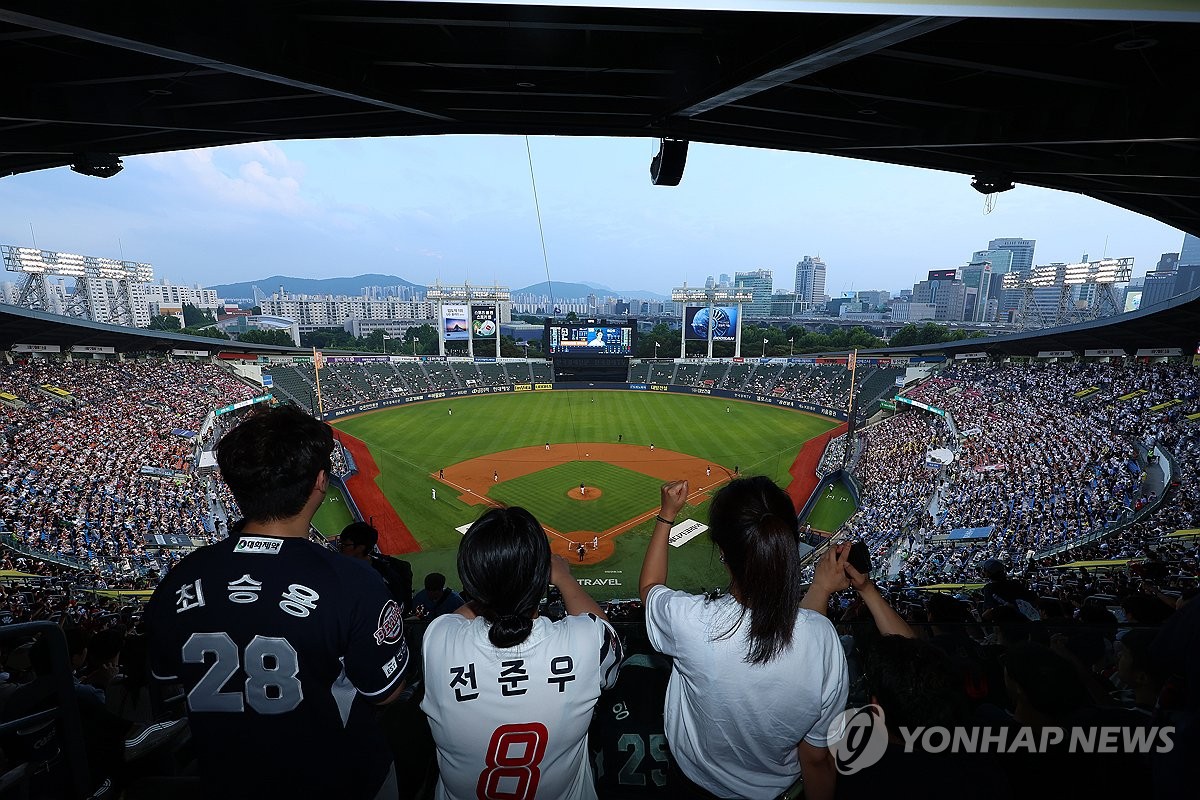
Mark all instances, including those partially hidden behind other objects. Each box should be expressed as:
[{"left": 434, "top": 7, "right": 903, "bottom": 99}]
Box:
[{"left": 0, "top": 135, "right": 1186, "bottom": 296}]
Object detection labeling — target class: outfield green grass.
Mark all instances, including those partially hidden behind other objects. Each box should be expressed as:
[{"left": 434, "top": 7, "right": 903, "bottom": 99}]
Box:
[
  {"left": 311, "top": 484, "right": 354, "bottom": 538},
  {"left": 334, "top": 390, "right": 837, "bottom": 598},
  {"left": 804, "top": 480, "right": 858, "bottom": 533}
]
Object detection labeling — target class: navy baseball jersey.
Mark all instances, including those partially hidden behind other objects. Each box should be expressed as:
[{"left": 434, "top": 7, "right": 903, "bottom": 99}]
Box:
[
  {"left": 146, "top": 532, "right": 408, "bottom": 798},
  {"left": 589, "top": 654, "right": 674, "bottom": 798}
]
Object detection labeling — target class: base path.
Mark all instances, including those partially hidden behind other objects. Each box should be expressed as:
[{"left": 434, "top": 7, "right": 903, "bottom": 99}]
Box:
[
  {"left": 337, "top": 432, "right": 421, "bottom": 555},
  {"left": 437, "top": 443, "right": 727, "bottom": 563}
]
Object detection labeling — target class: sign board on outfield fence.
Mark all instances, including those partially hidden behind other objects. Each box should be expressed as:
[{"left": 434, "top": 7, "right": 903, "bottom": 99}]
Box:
[
  {"left": 171, "top": 349, "right": 209, "bottom": 357},
  {"left": 668, "top": 519, "right": 708, "bottom": 548},
  {"left": 12, "top": 343, "right": 60, "bottom": 352},
  {"left": 1135, "top": 348, "right": 1181, "bottom": 357},
  {"left": 880, "top": 399, "right": 896, "bottom": 411},
  {"left": 1085, "top": 349, "right": 1127, "bottom": 357},
  {"left": 1036, "top": 350, "right": 1074, "bottom": 358},
  {"left": 70, "top": 345, "right": 115, "bottom": 354},
  {"left": 953, "top": 352, "right": 988, "bottom": 360}
]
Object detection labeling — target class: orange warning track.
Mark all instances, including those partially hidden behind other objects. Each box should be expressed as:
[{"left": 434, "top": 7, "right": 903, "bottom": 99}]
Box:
[
  {"left": 435, "top": 443, "right": 727, "bottom": 563},
  {"left": 337, "top": 432, "right": 420, "bottom": 555}
]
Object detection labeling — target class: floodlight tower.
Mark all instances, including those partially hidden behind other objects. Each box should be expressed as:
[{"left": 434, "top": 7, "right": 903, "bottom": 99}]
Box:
[
  {"left": 3, "top": 245, "right": 153, "bottom": 326},
  {"left": 1052, "top": 257, "right": 1134, "bottom": 326},
  {"left": 1005, "top": 266, "right": 1058, "bottom": 331}
]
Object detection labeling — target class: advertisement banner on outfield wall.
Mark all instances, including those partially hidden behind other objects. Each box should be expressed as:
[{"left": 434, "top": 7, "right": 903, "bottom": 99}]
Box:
[
  {"left": 471, "top": 305, "right": 498, "bottom": 338},
  {"left": 13, "top": 344, "right": 61, "bottom": 352},
  {"left": 684, "top": 306, "right": 738, "bottom": 341},
  {"left": 443, "top": 304, "right": 469, "bottom": 341}
]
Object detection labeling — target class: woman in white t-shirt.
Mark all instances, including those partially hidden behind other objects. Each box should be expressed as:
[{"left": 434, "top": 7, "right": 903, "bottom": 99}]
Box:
[
  {"left": 422, "top": 507, "right": 622, "bottom": 800},
  {"left": 639, "top": 477, "right": 849, "bottom": 800}
]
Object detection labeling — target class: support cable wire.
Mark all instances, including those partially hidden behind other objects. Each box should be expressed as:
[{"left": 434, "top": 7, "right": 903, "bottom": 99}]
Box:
[{"left": 525, "top": 136, "right": 583, "bottom": 459}]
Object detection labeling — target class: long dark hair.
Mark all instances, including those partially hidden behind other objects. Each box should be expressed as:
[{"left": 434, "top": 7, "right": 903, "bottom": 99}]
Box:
[
  {"left": 458, "top": 507, "right": 551, "bottom": 648},
  {"left": 708, "top": 476, "right": 804, "bottom": 665}
]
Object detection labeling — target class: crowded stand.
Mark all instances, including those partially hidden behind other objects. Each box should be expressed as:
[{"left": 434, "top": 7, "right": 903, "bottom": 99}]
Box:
[
  {"left": 837, "top": 360, "right": 1199, "bottom": 590},
  {"left": 1, "top": 359, "right": 259, "bottom": 580},
  {"left": 0, "top": 346, "right": 1196, "bottom": 799}
]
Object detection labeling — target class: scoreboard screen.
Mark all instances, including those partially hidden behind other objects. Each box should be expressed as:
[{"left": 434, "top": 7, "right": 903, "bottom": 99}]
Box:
[{"left": 546, "top": 323, "right": 633, "bottom": 355}]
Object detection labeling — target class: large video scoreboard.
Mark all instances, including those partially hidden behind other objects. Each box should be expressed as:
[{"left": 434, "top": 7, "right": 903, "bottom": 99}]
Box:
[{"left": 545, "top": 320, "right": 635, "bottom": 356}]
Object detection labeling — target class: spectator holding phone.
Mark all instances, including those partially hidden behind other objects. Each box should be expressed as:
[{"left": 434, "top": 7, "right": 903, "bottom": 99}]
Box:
[{"left": 803, "top": 541, "right": 914, "bottom": 638}]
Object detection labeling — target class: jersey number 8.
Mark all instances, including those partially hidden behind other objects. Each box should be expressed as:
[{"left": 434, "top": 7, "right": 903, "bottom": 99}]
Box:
[
  {"left": 182, "top": 632, "right": 302, "bottom": 714},
  {"left": 476, "top": 722, "right": 548, "bottom": 800}
]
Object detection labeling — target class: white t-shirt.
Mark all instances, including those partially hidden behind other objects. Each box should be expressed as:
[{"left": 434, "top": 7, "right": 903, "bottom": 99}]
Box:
[
  {"left": 421, "top": 612, "right": 622, "bottom": 800},
  {"left": 644, "top": 585, "right": 849, "bottom": 799}
]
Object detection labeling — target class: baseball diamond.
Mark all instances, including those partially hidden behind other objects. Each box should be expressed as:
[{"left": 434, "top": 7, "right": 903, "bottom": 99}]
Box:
[{"left": 326, "top": 389, "right": 840, "bottom": 597}]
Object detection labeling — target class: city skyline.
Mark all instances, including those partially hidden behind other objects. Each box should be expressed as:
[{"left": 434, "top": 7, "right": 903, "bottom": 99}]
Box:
[{"left": 0, "top": 136, "right": 1188, "bottom": 296}]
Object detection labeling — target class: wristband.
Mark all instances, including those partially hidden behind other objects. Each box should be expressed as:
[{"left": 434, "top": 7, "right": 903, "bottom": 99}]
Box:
[{"left": 656, "top": 515, "right": 675, "bottom": 526}]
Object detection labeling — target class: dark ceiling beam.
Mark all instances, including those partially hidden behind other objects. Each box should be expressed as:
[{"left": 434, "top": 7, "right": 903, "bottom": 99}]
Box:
[
  {"left": 875, "top": 49, "right": 1121, "bottom": 89},
  {"left": 0, "top": 113, "right": 280, "bottom": 139},
  {"left": 779, "top": 81, "right": 982, "bottom": 112},
  {"left": 833, "top": 136, "right": 1200, "bottom": 151},
  {"left": 675, "top": 16, "right": 960, "bottom": 118},
  {"left": 374, "top": 60, "right": 674, "bottom": 75},
  {"left": 300, "top": 14, "right": 704, "bottom": 35},
  {"left": 57, "top": 68, "right": 226, "bottom": 86},
  {"left": 725, "top": 102, "right": 912, "bottom": 130},
  {"left": 0, "top": 8, "right": 455, "bottom": 122}
]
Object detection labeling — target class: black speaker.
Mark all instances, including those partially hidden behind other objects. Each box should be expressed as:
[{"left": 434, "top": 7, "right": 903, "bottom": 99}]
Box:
[{"left": 650, "top": 138, "right": 688, "bottom": 186}]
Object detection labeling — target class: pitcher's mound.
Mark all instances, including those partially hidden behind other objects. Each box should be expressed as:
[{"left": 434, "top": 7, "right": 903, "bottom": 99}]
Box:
[{"left": 568, "top": 486, "right": 602, "bottom": 501}]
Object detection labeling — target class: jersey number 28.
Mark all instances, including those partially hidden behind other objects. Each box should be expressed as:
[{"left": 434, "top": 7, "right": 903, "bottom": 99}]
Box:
[{"left": 182, "top": 632, "right": 302, "bottom": 714}]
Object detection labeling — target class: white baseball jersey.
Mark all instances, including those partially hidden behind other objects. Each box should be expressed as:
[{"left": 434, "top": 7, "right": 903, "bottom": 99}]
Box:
[{"left": 422, "top": 612, "right": 622, "bottom": 800}]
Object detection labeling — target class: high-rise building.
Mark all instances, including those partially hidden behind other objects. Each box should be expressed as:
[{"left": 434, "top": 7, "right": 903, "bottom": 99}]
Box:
[
  {"left": 793, "top": 256, "right": 827, "bottom": 304},
  {"left": 1180, "top": 234, "right": 1200, "bottom": 267},
  {"left": 144, "top": 281, "right": 221, "bottom": 313},
  {"left": 704, "top": 275, "right": 715, "bottom": 289},
  {"left": 735, "top": 269, "right": 773, "bottom": 318},
  {"left": 718, "top": 273, "right": 732, "bottom": 288},
  {"left": 988, "top": 238, "right": 1036, "bottom": 274},
  {"left": 971, "top": 249, "right": 1014, "bottom": 274},
  {"left": 960, "top": 262, "right": 994, "bottom": 322}
]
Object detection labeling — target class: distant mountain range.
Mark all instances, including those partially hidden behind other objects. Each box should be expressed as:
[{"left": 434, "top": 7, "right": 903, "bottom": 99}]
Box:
[
  {"left": 207, "top": 274, "right": 669, "bottom": 301},
  {"left": 208, "top": 273, "right": 423, "bottom": 299},
  {"left": 512, "top": 281, "right": 670, "bottom": 301}
]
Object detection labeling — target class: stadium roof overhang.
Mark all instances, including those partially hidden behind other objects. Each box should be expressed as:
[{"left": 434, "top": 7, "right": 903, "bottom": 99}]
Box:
[
  {"left": 0, "top": 304, "right": 298, "bottom": 355},
  {"left": 1, "top": 1, "right": 1199, "bottom": 235}
]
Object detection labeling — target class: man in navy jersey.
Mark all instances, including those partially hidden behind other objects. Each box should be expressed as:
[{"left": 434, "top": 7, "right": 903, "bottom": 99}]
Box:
[{"left": 146, "top": 406, "right": 408, "bottom": 799}]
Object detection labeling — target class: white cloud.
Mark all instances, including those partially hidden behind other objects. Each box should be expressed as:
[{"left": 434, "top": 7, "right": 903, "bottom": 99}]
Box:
[{"left": 141, "top": 142, "right": 310, "bottom": 215}]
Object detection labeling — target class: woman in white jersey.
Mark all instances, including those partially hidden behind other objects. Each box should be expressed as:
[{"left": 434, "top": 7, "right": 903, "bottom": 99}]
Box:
[
  {"left": 422, "top": 507, "right": 622, "bottom": 800},
  {"left": 639, "top": 477, "right": 849, "bottom": 800}
]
